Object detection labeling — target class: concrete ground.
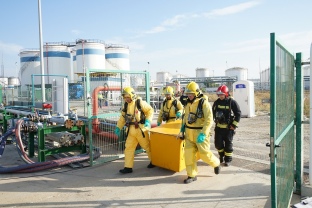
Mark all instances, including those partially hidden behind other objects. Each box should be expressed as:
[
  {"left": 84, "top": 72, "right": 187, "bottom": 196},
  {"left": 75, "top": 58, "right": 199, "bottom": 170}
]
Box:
[
  {"left": 0, "top": 114, "right": 304, "bottom": 207},
  {"left": 0, "top": 145, "right": 302, "bottom": 208},
  {"left": 0, "top": 150, "right": 270, "bottom": 208}
]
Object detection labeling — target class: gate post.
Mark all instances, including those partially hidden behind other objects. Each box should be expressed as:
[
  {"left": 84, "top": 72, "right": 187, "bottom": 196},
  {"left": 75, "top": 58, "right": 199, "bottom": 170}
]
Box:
[{"left": 295, "top": 52, "right": 303, "bottom": 194}]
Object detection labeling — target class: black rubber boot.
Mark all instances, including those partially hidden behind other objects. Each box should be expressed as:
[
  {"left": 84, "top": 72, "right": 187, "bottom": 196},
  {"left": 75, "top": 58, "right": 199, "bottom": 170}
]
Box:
[
  {"left": 147, "top": 162, "right": 155, "bottom": 168},
  {"left": 119, "top": 167, "right": 133, "bottom": 174},
  {"left": 214, "top": 166, "right": 221, "bottom": 175},
  {"left": 224, "top": 162, "right": 231, "bottom": 167},
  {"left": 184, "top": 176, "right": 197, "bottom": 184},
  {"left": 220, "top": 157, "right": 224, "bottom": 163}
]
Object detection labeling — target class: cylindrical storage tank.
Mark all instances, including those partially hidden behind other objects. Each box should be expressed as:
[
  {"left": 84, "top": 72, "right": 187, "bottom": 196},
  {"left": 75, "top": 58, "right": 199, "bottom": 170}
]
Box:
[
  {"left": 44, "top": 43, "right": 72, "bottom": 84},
  {"left": 196, "top": 68, "right": 209, "bottom": 77},
  {"left": 105, "top": 44, "right": 130, "bottom": 70},
  {"left": 71, "top": 49, "right": 77, "bottom": 82},
  {"left": 303, "top": 65, "right": 310, "bottom": 90},
  {"left": 156, "top": 72, "right": 172, "bottom": 84},
  {"left": 260, "top": 68, "right": 270, "bottom": 83},
  {"left": 259, "top": 68, "right": 270, "bottom": 90},
  {"left": 8, "top": 77, "right": 20, "bottom": 86},
  {"left": 0, "top": 77, "right": 8, "bottom": 87},
  {"left": 19, "top": 49, "right": 40, "bottom": 85},
  {"left": 75, "top": 39, "right": 105, "bottom": 73},
  {"left": 303, "top": 65, "right": 310, "bottom": 76},
  {"left": 225, "top": 67, "right": 248, "bottom": 81}
]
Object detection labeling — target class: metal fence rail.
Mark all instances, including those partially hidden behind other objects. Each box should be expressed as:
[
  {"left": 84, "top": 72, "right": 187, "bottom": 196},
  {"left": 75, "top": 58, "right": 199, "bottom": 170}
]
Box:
[{"left": 85, "top": 69, "right": 151, "bottom": 165}]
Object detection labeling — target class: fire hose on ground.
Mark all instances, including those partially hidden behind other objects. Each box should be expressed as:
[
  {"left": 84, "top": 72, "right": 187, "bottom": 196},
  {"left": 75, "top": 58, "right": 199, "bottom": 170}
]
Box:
[{"left": 0, "top": 118, "right": 101, "bottom": 174}]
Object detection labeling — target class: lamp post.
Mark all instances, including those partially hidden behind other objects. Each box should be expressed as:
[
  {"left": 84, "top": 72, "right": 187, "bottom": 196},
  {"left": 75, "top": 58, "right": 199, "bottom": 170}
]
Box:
[{"left": 38, "top": 0, "right": 45, "bottom": 102}]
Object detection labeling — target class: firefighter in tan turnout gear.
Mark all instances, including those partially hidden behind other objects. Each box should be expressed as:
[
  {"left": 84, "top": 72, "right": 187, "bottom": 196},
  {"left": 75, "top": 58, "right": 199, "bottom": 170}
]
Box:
[
  {"left": 157, "top": 86, "right": 184, "bottom": 126},
  {"left": 180, "top": 81, "right": 220, "bottom": 184},
  {"left": 114, "top": 87, "right": 155, "bottom": 174}
]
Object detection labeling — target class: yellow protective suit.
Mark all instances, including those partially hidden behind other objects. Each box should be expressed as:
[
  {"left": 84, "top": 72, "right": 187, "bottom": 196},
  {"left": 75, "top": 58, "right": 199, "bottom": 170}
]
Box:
[
  {"left": 116, "top": 97, "right": 154, "bottom": 168},
  {"left": 182, "top": 95, "right": 220, "bottom": 177},
  {"left": 157, "top": 98, "right": 183, "bottom": 124}
]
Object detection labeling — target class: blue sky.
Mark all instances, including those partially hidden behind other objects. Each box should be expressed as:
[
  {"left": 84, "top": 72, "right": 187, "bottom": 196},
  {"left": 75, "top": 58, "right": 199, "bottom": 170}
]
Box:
[{"left": 1, "top": 0, "right": 311, "bottom": 80}]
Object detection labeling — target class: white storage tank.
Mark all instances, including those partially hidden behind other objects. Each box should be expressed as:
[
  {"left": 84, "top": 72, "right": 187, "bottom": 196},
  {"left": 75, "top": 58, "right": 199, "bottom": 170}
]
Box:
[
  {"left": 44, "top": 43, "right": 72, "bottom": 84},
  {"left": 260, "top": 68, "right": 270, "bottom": 83},
  {"left": 196, "top": 68, "right": 209, "bottom": 77},
  {"left": 8, "top": 77, "right": 20, "bottom": 86},
  {"left": 303, "top": 65, "right": 310, "bottom": 76},
  {"left": 233, "top": 80, "right": 255, "bottom": 118},
  {"left": 226, "top": 67, "right": 248, "bottom": 81},
  {"left": 70, "top": 48, "right": 77, "bottom": 82},
  {"left": 156, "top": 72, "right": 172, "bottom": 84},
  {"left": 105, "top": 44, "right": 130, "bottom": 70},
  {"left": 75, "top": 39, "right": 105, "bottom": 74},
  {"left": 0, "top": 77, "right": 8, "bottom": 87},
  {"left": 19, "top": 49, "right": 40, "bottom": 85}
]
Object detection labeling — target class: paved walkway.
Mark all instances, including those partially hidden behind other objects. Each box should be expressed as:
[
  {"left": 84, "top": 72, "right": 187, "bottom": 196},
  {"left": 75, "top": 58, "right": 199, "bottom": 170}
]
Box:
[
  {"left": 1, "top": 142, "right": 301, "bottom": 208},
  {"left": 0, "top": 113, "right": 303, "bottom": 207}
]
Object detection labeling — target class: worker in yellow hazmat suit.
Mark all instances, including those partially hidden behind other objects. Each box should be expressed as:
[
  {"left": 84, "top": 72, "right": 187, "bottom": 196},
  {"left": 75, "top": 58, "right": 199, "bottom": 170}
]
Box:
[
  {"left": 180, "top": 81, "right": 221, "bottom": 183},
  {"left": 114, "top": 86, "right": 155, "bottom": 174},
  {"left": 157, "top": 86, "right": 184, "bottom": 126}
]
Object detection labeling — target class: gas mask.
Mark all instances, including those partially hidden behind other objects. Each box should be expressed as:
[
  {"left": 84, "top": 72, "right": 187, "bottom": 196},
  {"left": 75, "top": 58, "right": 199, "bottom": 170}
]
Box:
[
  {"left": 215, "top": 111, "right": 226, "bottom": 123},
  {"left": 187, "top": 112, "right": 197, "bottom": 124},
  {"left": 162, "top": 112, "right": 169, "bottom": 121},
  {"left": 125, "top": 114, "right": 134, "bottom": 124}
]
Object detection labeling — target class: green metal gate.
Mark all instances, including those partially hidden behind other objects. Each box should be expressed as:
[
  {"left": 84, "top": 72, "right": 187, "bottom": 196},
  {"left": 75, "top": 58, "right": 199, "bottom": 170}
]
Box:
[
  {"left": 85, "top": 69, "right": 151, "bottom": 165},
  {"left": 269, "top": 33, "right": 303, "bottom": 208}
]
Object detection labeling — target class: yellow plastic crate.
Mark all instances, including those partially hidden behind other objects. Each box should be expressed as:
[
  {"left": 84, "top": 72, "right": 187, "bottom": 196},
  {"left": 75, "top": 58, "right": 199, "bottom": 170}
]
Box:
[{"left": 149, "top": 120, "right": 186, "bottom": 172}]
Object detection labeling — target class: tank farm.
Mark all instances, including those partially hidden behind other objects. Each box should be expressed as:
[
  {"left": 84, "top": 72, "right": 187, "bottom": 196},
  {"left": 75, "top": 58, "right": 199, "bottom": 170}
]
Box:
[{"left": 0, "top": 39, "right": 239, "bottom": 174}]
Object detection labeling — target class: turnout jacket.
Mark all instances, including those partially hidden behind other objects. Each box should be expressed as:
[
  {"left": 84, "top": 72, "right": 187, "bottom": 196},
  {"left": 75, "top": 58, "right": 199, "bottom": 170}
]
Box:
[{"left": 212, "top": 97, "right": 241, "bottom": 128}]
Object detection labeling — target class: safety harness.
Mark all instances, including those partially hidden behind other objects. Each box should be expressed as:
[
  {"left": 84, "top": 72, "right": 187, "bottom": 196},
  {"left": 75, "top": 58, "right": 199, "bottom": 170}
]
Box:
[
  {"left": 122, "top": 99, "right": 146, "bottom": 138},
  {"left": 162, "top": 99, "right": 178, "bottom": 121},
  {"left": 185, "top": 97, "right": 205, "bottom": 130}
]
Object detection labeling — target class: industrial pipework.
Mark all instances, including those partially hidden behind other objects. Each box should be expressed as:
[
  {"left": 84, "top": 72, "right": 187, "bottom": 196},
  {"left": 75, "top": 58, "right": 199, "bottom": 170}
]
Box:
[{"left": 0, "top": 117, "right": 100, "bottom": 173}]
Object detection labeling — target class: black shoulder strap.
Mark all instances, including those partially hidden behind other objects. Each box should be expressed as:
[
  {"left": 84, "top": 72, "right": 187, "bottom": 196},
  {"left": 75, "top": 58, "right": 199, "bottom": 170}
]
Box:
[
  {"left": 163, "top": 99, "right": 177, "bottom": 111},
  {"left": 198, "top": 98, "right": 205, "bottom": 111},
  {"left": 136, "top": 99, "right": 142, "bottom": 111},
  {"left": 228, "top": 98, "right": 232, "bottom": 113},
  {"left": 123, "top": 100, "right": 141, "bottom": 113},
  {"left": 173, "top": 99, "right": 177, "bottom": 108},
  {"left": 195, "top": 98, "right": 205, "bottom": 117},
  {"left": 122, "top": 102, "right": 128, "bottom": 113}
]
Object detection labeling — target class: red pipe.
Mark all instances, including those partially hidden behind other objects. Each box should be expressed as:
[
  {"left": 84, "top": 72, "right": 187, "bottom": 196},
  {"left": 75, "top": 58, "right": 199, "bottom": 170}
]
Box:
[
  {"left": 86, "top": 127, "right": 118, "bottom": 140},
  {"left": 92, "top": 86, "right": 121, "bottom": 132}
]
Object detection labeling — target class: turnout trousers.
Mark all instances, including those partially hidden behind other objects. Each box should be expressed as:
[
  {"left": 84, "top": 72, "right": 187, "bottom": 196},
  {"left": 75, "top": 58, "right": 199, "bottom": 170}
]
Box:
[{"left": 214, "top": 127, "right": 235, "bottom": 162}]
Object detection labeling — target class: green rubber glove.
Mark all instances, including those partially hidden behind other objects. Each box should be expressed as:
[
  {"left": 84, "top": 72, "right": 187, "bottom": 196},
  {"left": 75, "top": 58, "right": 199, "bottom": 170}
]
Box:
[
  {"left": 114, "top": 127, "right": 120, "bottom": 136},
  {"left": 176, "top": 112, "right": 181, "bottom": 118},
  {"left": 157, "top": 122, "right": 161, "bottom": 126},
  {"left": 196, "top": 133, "right": 206, "bottom": 143},
  {"left": 180, "top": 124, "right": 185, "bottom": 133},
  {"left": 144, "top": 120, "right": 151, "bottom": 127}
]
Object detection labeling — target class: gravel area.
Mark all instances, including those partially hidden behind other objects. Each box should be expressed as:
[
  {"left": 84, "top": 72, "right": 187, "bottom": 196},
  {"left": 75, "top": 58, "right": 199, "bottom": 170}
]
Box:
[{"left": 224, "top": 113, "right": 311, "bottom": 184}]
